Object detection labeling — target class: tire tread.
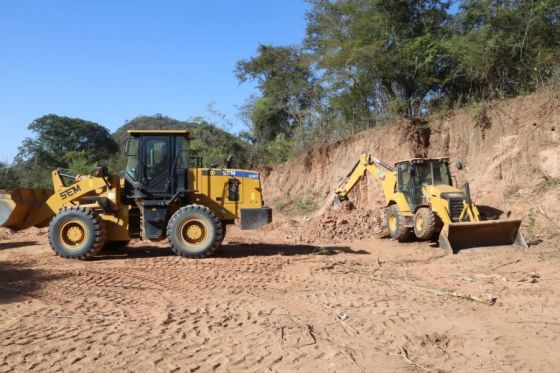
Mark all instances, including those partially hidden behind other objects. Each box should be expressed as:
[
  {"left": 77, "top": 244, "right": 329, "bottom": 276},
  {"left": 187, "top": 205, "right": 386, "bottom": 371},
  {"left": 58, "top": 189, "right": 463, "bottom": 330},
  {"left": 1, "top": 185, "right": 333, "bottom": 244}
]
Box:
[
  {"left": 167, "top": 204, "right": 223, "bottom": 259},
  {"left": 48, "top": 206, "right": 106, "bottom": 260},
  {"left": 386, "top": 204, "right": 411, "bottom": 242},
  {"left": 414, "top": 207, "right": 438, "bottom": 241}
]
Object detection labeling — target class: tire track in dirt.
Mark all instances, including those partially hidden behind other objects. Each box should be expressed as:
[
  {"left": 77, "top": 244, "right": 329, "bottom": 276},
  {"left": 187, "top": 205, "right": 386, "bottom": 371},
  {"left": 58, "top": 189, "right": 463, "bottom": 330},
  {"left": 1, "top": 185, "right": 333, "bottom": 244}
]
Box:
[{"left": 1, "top": 230, "right": 560, "bottom": 372}]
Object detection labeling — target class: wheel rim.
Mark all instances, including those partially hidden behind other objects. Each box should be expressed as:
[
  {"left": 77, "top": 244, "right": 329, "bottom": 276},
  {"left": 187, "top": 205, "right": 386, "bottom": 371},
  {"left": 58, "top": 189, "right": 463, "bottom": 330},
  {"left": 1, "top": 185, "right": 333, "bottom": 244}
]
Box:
[
  {"left": 416, "top": 215, "right": 425, "bottom": 233},
  {"left": 59, "top": 220, "right": 88, "bottom": 250},
  {"left": 388, "top": 213, "right": 397, "bottom": 231},
  {"left": 179, "top": 218, "right": 210, "bottom": 248}
]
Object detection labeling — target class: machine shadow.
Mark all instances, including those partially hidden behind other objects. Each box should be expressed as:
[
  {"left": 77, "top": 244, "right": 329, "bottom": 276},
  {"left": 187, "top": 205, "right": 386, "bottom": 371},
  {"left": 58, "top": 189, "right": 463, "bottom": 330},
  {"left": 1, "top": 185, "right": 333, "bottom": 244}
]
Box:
[
  {"left": 94, "top": 246, "right": 174, "bottom": 260},
  {"left": 94, "top": 243, "right": 369, "bottom": 260},
  {"left": 216, "top": 243, "right": 369, "bottom": 258},
  {"left": 0, "top": 241, "right": 40, "bottom": 251},
  {"left": 477, "top": 205, "right": 506, "bottom": 220},
  {"left": 0, "top": 261, "right": 70, "bottom": 305}
]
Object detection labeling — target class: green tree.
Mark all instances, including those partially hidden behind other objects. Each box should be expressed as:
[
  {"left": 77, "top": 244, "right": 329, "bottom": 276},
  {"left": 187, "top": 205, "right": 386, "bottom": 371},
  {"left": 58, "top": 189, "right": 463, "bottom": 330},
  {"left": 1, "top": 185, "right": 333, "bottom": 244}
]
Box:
[
  {"left": 250, "top": 97, "right": 289, "bottom": 144},
  {"left": 0, "top": 161, "right": 20, "bottom": 190},
  {"left": 236, "top": 45, "right": 318, "bottom": 144},
  {"left": 305, "top": 0, "right": 454, "bottom": 121},
  {"left": 64, "top": 151, "right": 97, "bottom": 176},
  {"left": 447, "top": 0, "right": 560, "bottom": 99},
  {"left": 114, "top": 115, "right": 254, "bottom": 169},
  {"left": 14, "top": 115, "right": 119, "bottom": 187}
]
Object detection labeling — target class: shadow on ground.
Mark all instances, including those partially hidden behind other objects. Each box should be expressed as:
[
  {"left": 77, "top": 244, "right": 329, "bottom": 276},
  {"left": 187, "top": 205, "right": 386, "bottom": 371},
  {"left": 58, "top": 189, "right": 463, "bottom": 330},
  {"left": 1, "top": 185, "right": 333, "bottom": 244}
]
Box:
[
  {"left": 0, "top": 261, "right": 69, "bottom": 305},
  {"left": 217, "top": 243, "right": 368, "bottom": 258},
  {"left": 478, "top": 205, "right": 507, "bottom": 220},
  {"left": 0, "top": 241, "right": 40, "bottom": 251},
  {"left": 93, "top": 243, "right": 369, "bottom": 260},
  {"left": 94, "top": 246, "right": 174, "bottom": 260}
]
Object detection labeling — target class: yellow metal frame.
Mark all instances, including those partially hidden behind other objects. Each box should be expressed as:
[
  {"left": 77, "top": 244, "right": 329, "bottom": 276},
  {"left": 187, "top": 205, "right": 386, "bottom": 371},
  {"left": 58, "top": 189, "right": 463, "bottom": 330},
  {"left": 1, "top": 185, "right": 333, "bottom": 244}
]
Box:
[
  {"left": 335, "top": 153, "right": 406, "bottom": 208},
  {"left": 422, "top": 185, "right": 481, "bottom": 225},
  {"left": 2, "top": 171, "right": 131, "bottom": 241},
  {"left": 335, "top": 152, "right": 482, "bottom": 225},
  {"left": 2, "top": 130, "right": 267, "bottom": 245},
  {"left": 188, "top": 168, "right": 264, "bottom": 221},
  {"left": 127, "top": 130, "right": 190, "bottom": 135}
]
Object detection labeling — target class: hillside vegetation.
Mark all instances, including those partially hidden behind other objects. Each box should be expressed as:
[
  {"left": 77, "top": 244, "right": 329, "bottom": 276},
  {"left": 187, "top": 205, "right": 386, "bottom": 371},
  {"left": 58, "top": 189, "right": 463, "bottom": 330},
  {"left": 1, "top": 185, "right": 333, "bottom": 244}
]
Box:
[
  {"left": 1, "top": 0, "right": 558, "bottom": 189},
  {"left": 262, "top": 90, "right": 560, "bottom": 241},
  {"left": 236, "top": 0, "right": 560, "bottom": 155}
]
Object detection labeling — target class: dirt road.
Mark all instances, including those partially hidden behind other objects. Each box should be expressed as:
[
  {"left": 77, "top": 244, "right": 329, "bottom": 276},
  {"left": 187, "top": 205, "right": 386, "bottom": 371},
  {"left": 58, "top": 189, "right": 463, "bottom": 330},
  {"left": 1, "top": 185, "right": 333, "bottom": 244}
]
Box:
[{"left": 1, "top": 224, "right": 559, "bottom": 372}]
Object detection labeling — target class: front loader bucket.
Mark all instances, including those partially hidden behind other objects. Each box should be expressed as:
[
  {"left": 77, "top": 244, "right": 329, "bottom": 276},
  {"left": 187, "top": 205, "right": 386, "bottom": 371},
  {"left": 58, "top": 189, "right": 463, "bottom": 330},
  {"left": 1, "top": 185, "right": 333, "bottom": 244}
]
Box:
[
  {"left": 438, "top": 219, "right": 527, "bottom": 253},
  {"left": 0, "top": 189, "right": 53, "bottom": 231}
]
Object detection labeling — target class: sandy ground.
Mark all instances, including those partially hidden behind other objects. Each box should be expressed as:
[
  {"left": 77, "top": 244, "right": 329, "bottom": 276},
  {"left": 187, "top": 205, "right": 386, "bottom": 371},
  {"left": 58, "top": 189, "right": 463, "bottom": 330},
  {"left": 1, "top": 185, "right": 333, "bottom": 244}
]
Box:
[{"left": 1, "top": 223, "right": 559, "bottom": 373}]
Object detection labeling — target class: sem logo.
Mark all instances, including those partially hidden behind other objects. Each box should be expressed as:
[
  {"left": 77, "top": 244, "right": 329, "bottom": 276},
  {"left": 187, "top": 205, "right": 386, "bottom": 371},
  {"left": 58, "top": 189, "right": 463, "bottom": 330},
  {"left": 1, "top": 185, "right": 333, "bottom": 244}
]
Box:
[
  {"left": 376, "top": 169, "right": 385, "bottom": 180},
  {"left": 60, "top": 185, "right": 81, "bottom": 200}
]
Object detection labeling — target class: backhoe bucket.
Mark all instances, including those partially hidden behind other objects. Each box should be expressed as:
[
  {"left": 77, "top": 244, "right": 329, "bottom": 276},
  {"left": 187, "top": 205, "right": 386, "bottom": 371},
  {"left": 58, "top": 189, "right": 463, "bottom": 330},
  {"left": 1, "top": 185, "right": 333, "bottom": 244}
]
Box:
[
  {"left": 332, "top": 195, "right": 343, "bottom": 210},
  {"left": 438, "top": 219, "right": 527, "bottom": 253},
  {"left": 0, "top": 189, "right": 53, "bottom": 230}
]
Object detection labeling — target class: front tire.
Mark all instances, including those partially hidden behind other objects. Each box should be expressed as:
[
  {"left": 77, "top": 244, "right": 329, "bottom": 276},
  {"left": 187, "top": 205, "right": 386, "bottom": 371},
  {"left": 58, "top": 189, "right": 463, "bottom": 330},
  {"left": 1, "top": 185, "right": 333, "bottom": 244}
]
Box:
[
  {"left": 48, "top": 206, "right": 106, "bottom": 260},
  {"left": 386, "top": 204, "right": 410, "bottom": 242},
  {"left": 167, "top": 205, "right": 223, "bottom": 258},
  {"left": 413, "top": 207, "right": 438, "bottom": 241}
]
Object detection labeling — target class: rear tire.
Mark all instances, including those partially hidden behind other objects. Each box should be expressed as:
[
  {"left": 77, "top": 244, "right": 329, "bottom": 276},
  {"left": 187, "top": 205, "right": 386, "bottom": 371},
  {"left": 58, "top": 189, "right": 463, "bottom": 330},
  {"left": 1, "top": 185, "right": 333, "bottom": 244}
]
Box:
[
  {"left": 413, "top": 207, "right": 438, "bottom": 241},
  {"left": 220, "top": 224, "right": 227, "bottom": 243},
  {"left": 386, "top": 205, "right": 410, "bottom": 242},
  {"left": 167, "top": 205, "right": 223, "bottom": 258},
  {"left": 48, "top": 206, "right": 106, "bottom": 260}
]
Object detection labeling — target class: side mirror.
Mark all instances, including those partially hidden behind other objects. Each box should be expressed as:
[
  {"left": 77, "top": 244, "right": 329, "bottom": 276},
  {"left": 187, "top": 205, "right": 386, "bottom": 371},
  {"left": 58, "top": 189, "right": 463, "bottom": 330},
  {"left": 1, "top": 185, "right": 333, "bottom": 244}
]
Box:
[
  {"left": 124, "top": 138, "right": 137, "bottom": 156},
  {"left": 95, "top": 165, "right": 109, "bottom": 177},
  {"left": 227, "top": 179, "right": 240, "bottom": 201},
  {"left": 455, "top": 161, "right": 463, "bottom": 170},
  {"left": 226, "top": 154, "right": 233, "bottom": 169}
]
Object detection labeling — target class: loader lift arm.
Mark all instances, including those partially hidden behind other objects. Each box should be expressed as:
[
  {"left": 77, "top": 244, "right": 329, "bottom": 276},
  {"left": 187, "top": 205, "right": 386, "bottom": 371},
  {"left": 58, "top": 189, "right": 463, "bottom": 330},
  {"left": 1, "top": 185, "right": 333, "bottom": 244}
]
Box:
[
  {"left": 334, "top": 153, "right": 397, "bottom": 204},
  {"left": 0, "top": 170, "right": 112, "bottom": 230}
]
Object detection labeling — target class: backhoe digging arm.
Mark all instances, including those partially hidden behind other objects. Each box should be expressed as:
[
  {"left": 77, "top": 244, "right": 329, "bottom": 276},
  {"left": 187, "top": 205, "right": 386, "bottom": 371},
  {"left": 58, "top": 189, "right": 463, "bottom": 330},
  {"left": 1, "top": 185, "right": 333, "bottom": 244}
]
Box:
[{"left": 334, "top": 153, "right": 397, "bottom": 204}]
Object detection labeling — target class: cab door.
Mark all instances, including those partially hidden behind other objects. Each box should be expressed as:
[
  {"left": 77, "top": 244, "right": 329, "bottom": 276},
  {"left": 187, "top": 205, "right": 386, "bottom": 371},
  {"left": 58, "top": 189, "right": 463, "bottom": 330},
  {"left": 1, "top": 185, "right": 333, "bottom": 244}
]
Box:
[
  {"left": 141, "top": 136, "right": 171, "bottom": 196},
  {"left": 397, "top": 163, "right": 419, "bottom": 210}
]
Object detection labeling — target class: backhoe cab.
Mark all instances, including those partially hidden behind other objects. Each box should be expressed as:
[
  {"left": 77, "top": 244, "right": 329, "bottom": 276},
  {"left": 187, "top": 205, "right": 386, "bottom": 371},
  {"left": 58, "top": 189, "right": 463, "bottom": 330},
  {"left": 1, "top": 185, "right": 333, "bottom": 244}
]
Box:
[
  {"left": 0, "top": 129, "right": 272, "bottom": 260},
  {"left": 395, "top": 158, "right": 453, "bottom": 211},
  {"left": 335, "top": 153, "right": 526, "bottom": 253}
]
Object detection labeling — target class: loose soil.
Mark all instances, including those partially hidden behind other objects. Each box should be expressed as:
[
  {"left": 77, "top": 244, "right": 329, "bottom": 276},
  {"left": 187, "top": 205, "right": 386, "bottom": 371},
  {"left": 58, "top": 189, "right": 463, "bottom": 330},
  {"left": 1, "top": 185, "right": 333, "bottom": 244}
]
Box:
[
  {"left": 1, "top": 91, "right": 559, "bottom": 372},
  {"left": 1, "top": 224, "right": 559, "bottom": 372},
  {"left": 262, "top": 90, "right": 560, "bottom": 241}
]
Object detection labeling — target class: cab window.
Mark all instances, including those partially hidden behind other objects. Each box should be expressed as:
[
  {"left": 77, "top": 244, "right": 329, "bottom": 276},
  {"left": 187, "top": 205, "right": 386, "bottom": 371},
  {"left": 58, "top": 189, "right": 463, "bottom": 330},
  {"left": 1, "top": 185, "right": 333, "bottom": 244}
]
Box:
[
  {"left": 397, "top": 163, "right": 413, "bottom": 193},
  {"left": 175, "top": 137, "right": 190, "bottom": 169},
  {"left": 145, "top": 139, "right": 168, "bottom": 180},
  {"left": 126, "top": 138, "right": 139, "bottom": 180},
  {"left": 433, "top": 162, "right": 451, "bottom": 185},
  {"left": 416, "top": 163, "right": 432, "bottom": 186}
]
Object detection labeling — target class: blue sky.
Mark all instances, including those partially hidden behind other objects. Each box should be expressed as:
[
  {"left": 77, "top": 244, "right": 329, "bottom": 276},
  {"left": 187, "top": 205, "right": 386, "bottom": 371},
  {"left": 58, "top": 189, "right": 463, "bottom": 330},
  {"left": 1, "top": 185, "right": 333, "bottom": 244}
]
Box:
[{"left": 0, "top": 0, "right": 309, "bottom": 162}]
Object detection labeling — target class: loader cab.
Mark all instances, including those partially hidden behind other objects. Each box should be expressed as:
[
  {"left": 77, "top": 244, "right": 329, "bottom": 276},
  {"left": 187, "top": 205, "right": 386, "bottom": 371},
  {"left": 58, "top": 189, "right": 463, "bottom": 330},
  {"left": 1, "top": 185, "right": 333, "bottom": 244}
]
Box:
[
  {"left": 125, "top": 130, "right": 191, "bottom": 199},
  {"left": 396, "top": 158, "right": 452, "bottom": 209}
]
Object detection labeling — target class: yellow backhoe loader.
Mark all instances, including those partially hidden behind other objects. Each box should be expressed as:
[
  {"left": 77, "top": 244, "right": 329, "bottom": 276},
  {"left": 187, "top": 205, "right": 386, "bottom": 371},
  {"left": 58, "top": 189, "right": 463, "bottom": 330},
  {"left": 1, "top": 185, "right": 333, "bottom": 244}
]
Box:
[
  {"left": 334, "top": 153, "right": 526, "bottom": 253},
  {"left": 0, "top": 130, "right": 272, "bottom": 259}
]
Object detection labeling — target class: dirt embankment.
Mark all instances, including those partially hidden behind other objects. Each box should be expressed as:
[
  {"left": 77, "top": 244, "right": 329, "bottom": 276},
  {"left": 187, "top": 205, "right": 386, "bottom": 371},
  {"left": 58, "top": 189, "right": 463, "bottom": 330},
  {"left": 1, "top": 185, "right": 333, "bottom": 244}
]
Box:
[
  {"left": 261, "top": 91, "right": 560, "bottom": 242},
  {"left": 0, "top": 91, "right": 559, "bottom": 373}
]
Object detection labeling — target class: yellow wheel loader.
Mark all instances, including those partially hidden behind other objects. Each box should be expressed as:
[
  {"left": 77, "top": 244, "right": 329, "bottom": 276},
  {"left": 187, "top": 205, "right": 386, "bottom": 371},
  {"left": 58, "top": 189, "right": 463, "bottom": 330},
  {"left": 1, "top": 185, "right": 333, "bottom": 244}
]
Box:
[
  {"left": 334, "top": 153, "right": 526, "bottom": 253},
  {"left": 0, "top": 130, "right": 272, "bottom": 259}
]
